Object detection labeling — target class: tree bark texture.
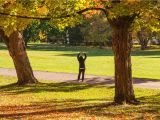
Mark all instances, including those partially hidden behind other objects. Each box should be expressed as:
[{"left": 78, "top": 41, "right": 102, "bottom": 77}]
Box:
[
  {"left": 0, "top": 30, "right": 38, "bottom": 85},
  {"left": 108, "top": 16, "right": 138, "bottom": 104}
]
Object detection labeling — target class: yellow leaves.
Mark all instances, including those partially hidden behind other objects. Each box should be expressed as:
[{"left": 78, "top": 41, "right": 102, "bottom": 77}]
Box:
[
  {"left": 127, "top": 0, "right": 139, "bottom": 2},
  {"left": 0, "top": 15, "right": 33, "bottom": 36},
  {"left": 37, "top": 6, "right": 49, "bottom": 15},
  {"left": 151, "top": 26, "right": 160, "bottom": 32},
  {"left": 39, "top": 31, "right": 46, "bottom": 39},
  {"left": 4, "top": 0, "right": 16, "bottom": 4},
  {"left": 0, "top": 1, "right": 43, "bottom": 36}
]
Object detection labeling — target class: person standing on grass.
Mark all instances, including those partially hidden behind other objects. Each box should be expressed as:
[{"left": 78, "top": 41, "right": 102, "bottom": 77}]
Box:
[{"left": 77, "top": 52, "right": 87, "bottom": 82}]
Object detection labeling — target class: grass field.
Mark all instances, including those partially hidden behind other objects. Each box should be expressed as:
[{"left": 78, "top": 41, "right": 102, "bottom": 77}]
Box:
[
  {"left": 0, "top": 43, "right": 160, "bottom": 79},
  {"left": 0, "top": 75, "right": 159, "bottom": 119}
]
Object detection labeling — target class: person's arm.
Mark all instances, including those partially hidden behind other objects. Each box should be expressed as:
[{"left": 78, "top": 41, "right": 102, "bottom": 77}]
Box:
[
  {"left": 77, "top": 53, "right": 80, "bottom": 60},
  {"left": 84, "top": 53, "right": 87, "bottom": 60}
]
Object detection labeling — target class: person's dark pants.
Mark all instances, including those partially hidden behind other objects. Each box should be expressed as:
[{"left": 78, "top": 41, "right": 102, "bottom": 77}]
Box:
[{"left": 78, "top": 69, "right": 85, "bottom": 81}]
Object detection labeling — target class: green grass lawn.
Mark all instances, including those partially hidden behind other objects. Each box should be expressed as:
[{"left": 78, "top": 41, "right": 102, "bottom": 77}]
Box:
[
  {"left": 0, "top": 75, "right": 159, "bottom": 119},
  {"left": 0, "top": 43, "right": 160, "bottom": 80}
]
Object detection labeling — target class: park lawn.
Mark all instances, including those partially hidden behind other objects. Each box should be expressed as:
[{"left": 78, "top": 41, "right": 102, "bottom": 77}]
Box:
[
  {"left": 0, "top": 75, "right": 160, "bottom": 119},
  {"left": 0, "top": 43, "right": 160, "bottom": 80}
]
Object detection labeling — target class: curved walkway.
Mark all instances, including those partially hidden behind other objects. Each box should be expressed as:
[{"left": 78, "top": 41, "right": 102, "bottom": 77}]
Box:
[{"left": 0, "top": 68, "right": 160, "bottom": 89}]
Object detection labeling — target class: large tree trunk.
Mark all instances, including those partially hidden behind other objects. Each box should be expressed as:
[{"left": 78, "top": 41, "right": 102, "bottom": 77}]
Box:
[
  {"left": 0, "top": 30, "right": 38, "bottom": 85},
  {"left": 108, "top": 16, "right": 138, "bottom": 104}
]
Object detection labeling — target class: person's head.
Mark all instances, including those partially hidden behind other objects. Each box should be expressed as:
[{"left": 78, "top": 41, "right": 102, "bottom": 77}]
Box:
[{"left": 79, "top": 56, "right": 83, "bottom": 60}]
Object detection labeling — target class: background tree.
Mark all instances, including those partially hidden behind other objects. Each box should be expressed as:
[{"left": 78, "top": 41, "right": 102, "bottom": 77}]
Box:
[
  {"left": 23, "top": 21, "right": 65, "bottom": 45},
  {"left": 81, "top": 14, "right": 112, "bottom": 46},
  {"left": 23, "top": 22, "right": 40, "bottom": 47},
  {"left": 132, "top": 7, "right": 160, "bottom": 50},
  {"left": 67, "top": 25, "right": 84, "bottom": 45},
  {"left": 137, "top": 27, "right": 152, "bottom": 50}
]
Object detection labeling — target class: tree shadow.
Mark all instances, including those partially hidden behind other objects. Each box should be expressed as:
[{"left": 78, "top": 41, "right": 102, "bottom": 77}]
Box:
[
  {"left": 57, "top": 49, "right": 160, "bottom": 57},
  {"left": 1, "top": 43, "right": 160, "bottom": 57},
  {"left": 68, "top": 77, "right": 160, "bottom": 87},
  {"left": 0, "top": 81, "right": 103, "bottom": 94},
  {"left": 133, "top": 77, "right": 160, "bottom": 83},
  {"left": 66, "top": 77, "right": 115, "bottom": 86},
  {"left": 145, "top": 56, "right": 160, "bottom": 58},
  {"left": 0, "top": 76, "right": 159, "bottom": 95},
  {"left": 0, "top": 77, "right": 159, "bottom": 96},
  {"left": 131, "top": 49, "right": 160, "bottom": 56},
  {"left": 0, "top": 93, "right": 160, "bottom": 119},
  {"left": 28, "top": 44, "right": 160, "bottom": 57},
  {"left": 136, "top": 93, "right": 160, "bottom": 118},
  {"left": 0, "top": 43, "right": 7, "bottom": 50},
  {"left": 0, "top": 100, "right": 115, "bottom": 119}
]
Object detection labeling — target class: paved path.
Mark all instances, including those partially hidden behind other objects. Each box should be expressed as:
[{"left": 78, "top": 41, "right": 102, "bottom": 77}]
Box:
[{"left": 0, "top": 68, "right": 160, "bottom": 89}]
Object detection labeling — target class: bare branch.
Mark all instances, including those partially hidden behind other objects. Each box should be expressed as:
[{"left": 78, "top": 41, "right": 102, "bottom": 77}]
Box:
[
  {"left": 77, "top": 7, "right": 108, "bottom": 17},
  {"left": 0, "top": 12, "right": 50, "bottom": 20}
]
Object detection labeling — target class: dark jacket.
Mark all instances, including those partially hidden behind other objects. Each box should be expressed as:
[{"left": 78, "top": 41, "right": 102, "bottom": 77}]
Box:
[{"left": 77, "top": 53, "right": 87, "bottom": 69}]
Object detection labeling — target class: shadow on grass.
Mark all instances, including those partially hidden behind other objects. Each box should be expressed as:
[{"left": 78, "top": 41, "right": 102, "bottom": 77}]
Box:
[
  {"left": 55, "top": 50, "right": 160, "bottom": 57},
  {"left": 145, "top": 56, "right": 160, "bottom": 58},
  {"left": 65, "top": 77, "right": 160, "bottom": 86},
  {"left": 1, "top": 43, "right": 160, "bottom": 57},
  {"left": 131, "top": 50, "right": 160, "bottom": 56},
  {"left": 0, "top": 93, "right": 159, "bottom": 119},
  {"left": 0, "top": 75, "right": 159, "bottom": 119},
  {"left": 0, "top": 81, "right": 113, "bottom": 94},
  {"left": 0, "top": 101, "right": 115, "bottom": 119},
  {"left": 0, "top": 76, "right": 159, "bottom": 94},
  {"left": 0, "top": 43, "right": 7, "bottom": 50},
  {"left": 30, "top": 45, "right": 160, "bottom": 57},
  {"left": 27, "top": 44, "right": 160, "bottom": 57},
  {"left": 133, "top": 77, "right": 160, "bottom": 82}
]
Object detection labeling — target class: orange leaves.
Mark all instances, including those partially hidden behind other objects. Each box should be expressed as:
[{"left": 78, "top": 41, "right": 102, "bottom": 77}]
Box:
[
  {"left": 84, "top": 10, "right": 100, "bottom": 18},
  {"left": 82, "top": 0, "right": 107, "bottom": 18},
  {"left": 37, "top": 6, "right": 48, "bottom": 15}
]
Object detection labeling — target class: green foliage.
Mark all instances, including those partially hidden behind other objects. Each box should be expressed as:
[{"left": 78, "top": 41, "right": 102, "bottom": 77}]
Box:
[
  {"left": 23, "top": 21, "right": 40, "bottom": 43},
  {"left": 23, "top": 21, "right": 65, "bottom": 43},
  {"left": 0, "top": 1, "right": 37, "bottom": 36},
  {"left": 67, "top": 25, "right": 84, "bottom": 45}
]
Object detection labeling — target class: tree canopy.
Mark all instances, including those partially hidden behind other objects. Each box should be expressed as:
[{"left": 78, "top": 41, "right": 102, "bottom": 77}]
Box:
[{"left": 0, "top": 0, "right": 159, "bottom": 36}]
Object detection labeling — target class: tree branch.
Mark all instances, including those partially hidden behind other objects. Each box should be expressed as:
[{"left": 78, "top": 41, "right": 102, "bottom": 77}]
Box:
[
  {"left": 0, "top": 12, "right": 50, "bottom": 20},
  {"left": 0, "top": 7, "right": 110, "bottom": 20},
  {"left": 77, "top": 7, "right": 108, "bottom": 17}
]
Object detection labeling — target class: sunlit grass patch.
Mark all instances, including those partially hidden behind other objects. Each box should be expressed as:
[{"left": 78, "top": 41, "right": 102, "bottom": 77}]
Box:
[
  {"left": 0, "top": 75, "right": 159, "bottom": 119},
  {"left": 0, "top": 43, "right": 160, "bottom": 80}
]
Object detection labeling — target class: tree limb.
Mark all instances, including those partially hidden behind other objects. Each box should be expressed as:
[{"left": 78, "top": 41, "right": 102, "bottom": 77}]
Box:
[
  {"left": 76, "top": 7, "right": 108, "bottom": 17},
  {"left": 0, "top": 7, "right": 109, "bottom": 20},
  {"left": 0, "top": 12, "right": 51, "bottom": 20}
]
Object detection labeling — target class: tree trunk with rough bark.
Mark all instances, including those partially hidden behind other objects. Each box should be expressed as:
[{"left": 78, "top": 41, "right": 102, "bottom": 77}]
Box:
[
  {"left": 108, "top": 16, "right": 138, "bottom": 104},
  {"left": 0, "top": 30, "right": 38, "bottom": 85}
]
